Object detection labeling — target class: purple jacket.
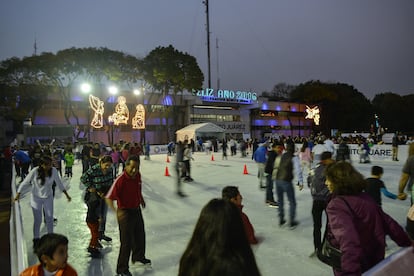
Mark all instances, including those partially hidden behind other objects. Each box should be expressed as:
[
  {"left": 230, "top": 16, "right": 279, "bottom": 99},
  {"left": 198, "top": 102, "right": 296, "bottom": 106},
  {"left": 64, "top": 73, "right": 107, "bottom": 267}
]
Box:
[{"left": 326, "top": 193, "right": 411, "bottom": 275}]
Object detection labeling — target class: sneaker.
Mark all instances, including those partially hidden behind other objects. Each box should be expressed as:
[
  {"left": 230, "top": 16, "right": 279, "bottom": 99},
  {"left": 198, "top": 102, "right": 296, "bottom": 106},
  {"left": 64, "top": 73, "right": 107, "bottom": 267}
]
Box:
[
  {"left": 279, "top": 219, "right": 286, "bottom": 227},
  {"left": 116, "top": 270, "right": 132, "bottom": 276},
  {"left": 99, "top": 233, "right": 112, "bottom": 242},
  {"left": 266, "top": 200, "right": 279, "bottom": 208},
  {"left": 289, "top": 221, "right": 300, "bottom": 230},
  {"left": 133, "top": 258, "right": 151, "bottom": 266}
]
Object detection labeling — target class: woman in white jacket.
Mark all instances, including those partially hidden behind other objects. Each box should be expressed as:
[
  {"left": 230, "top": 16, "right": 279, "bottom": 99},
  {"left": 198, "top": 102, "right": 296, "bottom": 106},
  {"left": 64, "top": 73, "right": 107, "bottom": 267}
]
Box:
[{"left": 14, "top": 155, "right": 72, "bottom": 247}]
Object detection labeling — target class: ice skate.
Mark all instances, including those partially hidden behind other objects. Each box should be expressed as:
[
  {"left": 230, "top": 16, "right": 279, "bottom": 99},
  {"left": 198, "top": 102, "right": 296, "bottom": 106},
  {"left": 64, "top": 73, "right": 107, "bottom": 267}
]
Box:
[{"left": 133, "top": 257, "right": 152, "bottom": 269}]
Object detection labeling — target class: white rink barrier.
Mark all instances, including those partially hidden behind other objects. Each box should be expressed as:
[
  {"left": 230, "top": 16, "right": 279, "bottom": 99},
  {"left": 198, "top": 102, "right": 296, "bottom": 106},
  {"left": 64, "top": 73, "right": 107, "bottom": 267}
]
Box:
[
  {"left": 10, "top": 164, "right": 28, "bottom": 275},
  {"left": 363, "top": 247, "right": 414, "bottom": 276},
  {"left": 293, "top": 144, "right": 409, "bottom": 163},
  {"left": 149, "top": 143, "right": 410, "bottom": 163}
]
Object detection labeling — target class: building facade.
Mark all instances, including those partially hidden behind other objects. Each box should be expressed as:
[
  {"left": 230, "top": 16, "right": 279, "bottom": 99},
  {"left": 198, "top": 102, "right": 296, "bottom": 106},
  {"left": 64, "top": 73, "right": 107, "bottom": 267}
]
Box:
[{"left": 27, "top": 87, "right": 315, "bottom": 145}]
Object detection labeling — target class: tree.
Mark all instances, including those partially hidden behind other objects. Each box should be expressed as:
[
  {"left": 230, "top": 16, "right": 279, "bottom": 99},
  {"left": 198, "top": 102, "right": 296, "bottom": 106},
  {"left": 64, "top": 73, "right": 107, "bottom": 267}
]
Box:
[
  {"left": 0, "top": 57, "right": 51, "bottom": 133},
  {"left": 372, "top": 93, "right": 405, "bottom": 132},
  {"left": 0, "top": 48, "right": 142, "bottom": 137},
  {"left": 141, "top": 45, "right": 204, "bottom": 140},
  {"left": 262, "top": 82, "right": 296, "bottom": 100},
  {"left": 289, "top": 80, "right": 372, "bottom": 134}
]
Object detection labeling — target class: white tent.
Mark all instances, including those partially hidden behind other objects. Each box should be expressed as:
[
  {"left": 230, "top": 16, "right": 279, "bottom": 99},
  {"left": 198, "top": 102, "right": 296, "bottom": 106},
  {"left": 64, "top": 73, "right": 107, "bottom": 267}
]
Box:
[{"left": 175, "top": 123, "right": 225, "bottom": 142}]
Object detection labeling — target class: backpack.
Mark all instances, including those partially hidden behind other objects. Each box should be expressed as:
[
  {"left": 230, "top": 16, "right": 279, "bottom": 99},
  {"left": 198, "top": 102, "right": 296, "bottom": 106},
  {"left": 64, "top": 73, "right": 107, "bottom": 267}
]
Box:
[{"left": 309, "top": 164, "right": 329, "bottom": 200}]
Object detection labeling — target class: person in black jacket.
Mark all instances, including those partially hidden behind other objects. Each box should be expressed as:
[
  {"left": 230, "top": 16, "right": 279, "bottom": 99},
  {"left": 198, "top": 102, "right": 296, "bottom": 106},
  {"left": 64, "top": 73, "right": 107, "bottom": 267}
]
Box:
[
  {"left": 264, "top": 143, "right": 280, "bottom": 207},
  {"left": 336, "top": 138, "right": 350, "bottom": 162},
  {"left": 308, "top": 151, "right": 334, "bottom": 257},
  {"left": 274, "top": 141, "right": 304, "bottom": 229}
]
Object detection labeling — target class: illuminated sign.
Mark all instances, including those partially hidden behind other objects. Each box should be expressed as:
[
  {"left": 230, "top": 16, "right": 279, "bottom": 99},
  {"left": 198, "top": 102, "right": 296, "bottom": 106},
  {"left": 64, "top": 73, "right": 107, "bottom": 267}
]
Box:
[
  {"left": 132, "top": 104, "right": 146, "bottom": 129},
  {"left": 305, "top": 105, "right": 320, "bottom": 125},
  {"left": 192, "top": 88, "right": 257, "bottom": 103},
  {"left": 89, "top": 95, "right": 104, "bottom": 128},
  {"left": 108, "top": 96, "right": 129, "bottom": 125},
  {"left": 88, "top": 94, "right": 145, "bottom": 130}
]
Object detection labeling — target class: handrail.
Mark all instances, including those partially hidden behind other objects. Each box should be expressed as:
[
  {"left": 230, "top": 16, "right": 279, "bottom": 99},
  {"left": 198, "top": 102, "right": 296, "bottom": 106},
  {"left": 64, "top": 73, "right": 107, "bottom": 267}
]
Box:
[{"left": 10, "top": 164, "right": 28, "bottom": 275}]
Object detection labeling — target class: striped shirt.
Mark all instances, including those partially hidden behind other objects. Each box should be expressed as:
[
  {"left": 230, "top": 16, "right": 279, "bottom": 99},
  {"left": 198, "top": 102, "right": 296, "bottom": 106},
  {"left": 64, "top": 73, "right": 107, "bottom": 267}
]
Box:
[{"left": 81, "top": 163, "right": 114, "bottom": 194}]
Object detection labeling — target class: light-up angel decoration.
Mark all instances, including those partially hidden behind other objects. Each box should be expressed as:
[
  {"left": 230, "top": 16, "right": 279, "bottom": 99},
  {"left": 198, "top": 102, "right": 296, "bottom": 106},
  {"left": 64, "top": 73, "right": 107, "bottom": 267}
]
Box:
[
  {"left": 108, "top": 96, "right": 129, "bottom": 125},
  {"left": 305, "top": 105, "right": 320, "bottom": 126},
  {"left": 89, "top": 95, "right": 104, "bottom": 128},
  {"left": 132, "top": 104, "right": 146, "bottom": 129}
]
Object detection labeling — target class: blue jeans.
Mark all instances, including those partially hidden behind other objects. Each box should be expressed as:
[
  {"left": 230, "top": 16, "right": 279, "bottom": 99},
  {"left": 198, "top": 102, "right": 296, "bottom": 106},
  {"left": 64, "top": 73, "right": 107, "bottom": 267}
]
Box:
[{"left": 276, "top": 180, "right": 297, "bottom": 222}]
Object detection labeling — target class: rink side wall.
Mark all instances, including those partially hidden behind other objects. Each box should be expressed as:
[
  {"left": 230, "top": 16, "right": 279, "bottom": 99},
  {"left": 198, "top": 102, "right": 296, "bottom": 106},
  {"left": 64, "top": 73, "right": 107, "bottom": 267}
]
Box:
[{"left": 148, "top": 143, "right": 409, "bottom": 163}]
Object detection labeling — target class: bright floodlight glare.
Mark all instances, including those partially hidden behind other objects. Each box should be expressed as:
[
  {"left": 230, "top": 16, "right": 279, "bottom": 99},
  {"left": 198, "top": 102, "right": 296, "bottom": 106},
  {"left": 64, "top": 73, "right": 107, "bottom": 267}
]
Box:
[
  {"left": 133, "top": 89, "right": 140, "bottom": 95},
  {"left": 108, "top": 86, "right": 118, "bottom": 95},
  {"left": 81, "top": 83, "right": 91, "bottom": 93}
]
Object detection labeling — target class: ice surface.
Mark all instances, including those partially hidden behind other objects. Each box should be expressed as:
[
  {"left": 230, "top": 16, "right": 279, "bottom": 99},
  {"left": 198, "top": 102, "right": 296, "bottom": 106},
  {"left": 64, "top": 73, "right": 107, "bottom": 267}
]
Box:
[{"left": 17, "top": 152, "right": 411, "bottom": 276}]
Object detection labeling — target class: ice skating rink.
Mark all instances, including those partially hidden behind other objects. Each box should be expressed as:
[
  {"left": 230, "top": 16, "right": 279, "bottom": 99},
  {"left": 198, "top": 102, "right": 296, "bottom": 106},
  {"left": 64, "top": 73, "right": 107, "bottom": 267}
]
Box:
[{"left": 17, "top": 152, "right": 411, "bottom": 276}]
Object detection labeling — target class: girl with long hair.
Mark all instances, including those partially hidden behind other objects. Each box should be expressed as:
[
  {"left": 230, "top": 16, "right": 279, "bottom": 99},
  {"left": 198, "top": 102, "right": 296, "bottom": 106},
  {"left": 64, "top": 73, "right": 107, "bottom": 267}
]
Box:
[
  {"left": 179, "top": 199, "right": 261, "bottom": 276},
  {"left": 14, "top": 156, "right": 72, "bottom": 248}
]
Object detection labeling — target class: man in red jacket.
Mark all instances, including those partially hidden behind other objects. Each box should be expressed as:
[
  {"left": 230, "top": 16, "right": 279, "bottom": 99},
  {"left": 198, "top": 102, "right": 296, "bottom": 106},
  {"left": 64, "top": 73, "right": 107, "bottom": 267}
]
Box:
[{"left": 222, "top": 186, "right": 259, "bottom": 244}]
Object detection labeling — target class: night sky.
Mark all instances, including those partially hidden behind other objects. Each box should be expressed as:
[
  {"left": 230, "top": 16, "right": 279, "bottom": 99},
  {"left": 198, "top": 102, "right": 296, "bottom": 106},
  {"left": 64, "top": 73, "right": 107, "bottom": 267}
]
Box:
[{"left": 1, "top": 0, "right": 413, "bottom": 99}]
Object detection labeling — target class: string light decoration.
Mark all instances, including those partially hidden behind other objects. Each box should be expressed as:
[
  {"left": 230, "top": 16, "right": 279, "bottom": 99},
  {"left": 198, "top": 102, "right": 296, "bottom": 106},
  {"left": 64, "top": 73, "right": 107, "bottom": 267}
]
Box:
[
  {"left": 108, "top": 96, "right": 129, "bottom": 125},
  {"left": 89, "top": 95, "right": 104, "bottom": 128},
  {"left": 305, "top": 105, "right": 320, "bottom": 126},
  {"left": 132, "top": 104, "right": 146, "bottom": 129}
]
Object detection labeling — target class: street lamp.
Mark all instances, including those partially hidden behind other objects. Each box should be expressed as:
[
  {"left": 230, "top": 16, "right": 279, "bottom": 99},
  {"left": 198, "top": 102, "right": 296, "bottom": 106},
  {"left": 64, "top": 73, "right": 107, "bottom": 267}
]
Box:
[
  {"left": 107, "top": 85, "right": 119, "bottom": 145},
  {"left": 81, "top": 83, "right": 92, "bottom": 142}
]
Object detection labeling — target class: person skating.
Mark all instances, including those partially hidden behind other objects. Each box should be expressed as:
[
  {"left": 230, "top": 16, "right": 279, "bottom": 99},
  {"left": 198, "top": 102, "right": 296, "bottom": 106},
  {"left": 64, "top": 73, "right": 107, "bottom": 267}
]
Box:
[
  {"left": 253, "top": 142, "right": 268, "bottom": 189},
  {"left": 264, "top": 142, "right": 279, "bottom": 207},
  {"left": 222, "top": 186, "right": 259, "bottom": 244},
  {"left": 274, "top": 141, "right": 303, "bottom": 229},
  {"left": 106, "top": 155, "right": 151, "bottom": 276},
  {"left": 365, "top": 166, "right": 397, "bottom": 207},
  {"left": 308, "top": 151, "right": 333, "bottom": 257},
  {"left": 14, "top": 156, "right": 72, "bottom": 248},
  {"left": 182, "top": 143, "right": 194, "bottom": 182},
  {"left": 81, "top": 155, "right": 114, "bottom": 256},
  {"left": 175, "top": 141, "right": 187, "bottom": 197}
]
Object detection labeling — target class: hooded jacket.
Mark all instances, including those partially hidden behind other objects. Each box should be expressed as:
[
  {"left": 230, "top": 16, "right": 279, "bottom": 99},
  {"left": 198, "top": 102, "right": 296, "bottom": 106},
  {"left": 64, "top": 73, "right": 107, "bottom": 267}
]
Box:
[{"left": 326, "top": 193, "right": 411, "bottom": 275}]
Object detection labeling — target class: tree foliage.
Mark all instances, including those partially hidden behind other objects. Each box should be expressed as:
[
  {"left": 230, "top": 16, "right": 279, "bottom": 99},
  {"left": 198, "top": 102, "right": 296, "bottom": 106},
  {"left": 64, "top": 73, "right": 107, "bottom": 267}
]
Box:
[
  {"left": 262, "top": 82, "right": 296, "bottom": 100},
  {"left": 141, "top": 45, "right": 204, "bottom": 140},
  {"left": 289, "top": 80, "right": 372, "bottom": 133},
  {"left": 142, "top": 45, "right": 204, "bottom": 95},
  {"left": 371, "top": 92, "right": 412, "bottom": 132},
  {"left": 0, "top": 47, "right": 142, "bottom": 132}
]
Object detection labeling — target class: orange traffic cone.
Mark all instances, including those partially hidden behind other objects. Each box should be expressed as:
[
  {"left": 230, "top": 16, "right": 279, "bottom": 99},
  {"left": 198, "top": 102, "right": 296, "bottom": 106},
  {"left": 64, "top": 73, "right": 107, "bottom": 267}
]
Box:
[
  {"left": 164, "top": 166, "right": 170, "bottom": 176},
  {"left": 243, "top": 164, "right": 249, "bottom": 175},
  {"left": 211, "top": 154, "right": 215, "bottom": 161},
  {"left": 166, "top": 155, "right": 170, "bottom": 163}
]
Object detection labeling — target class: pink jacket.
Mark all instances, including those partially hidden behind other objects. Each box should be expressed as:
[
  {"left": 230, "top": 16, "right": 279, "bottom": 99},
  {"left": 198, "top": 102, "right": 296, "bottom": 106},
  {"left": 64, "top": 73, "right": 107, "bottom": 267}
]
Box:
[{"left": 326, "top": 193, "right": 411, "bottom": 275}]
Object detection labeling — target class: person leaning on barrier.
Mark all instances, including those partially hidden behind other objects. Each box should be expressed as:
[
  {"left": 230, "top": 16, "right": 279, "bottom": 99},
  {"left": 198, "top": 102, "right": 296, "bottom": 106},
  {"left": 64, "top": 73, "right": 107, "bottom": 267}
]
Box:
[{"left": 14, "top": 156, "right": 71, "bottom": 249}]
